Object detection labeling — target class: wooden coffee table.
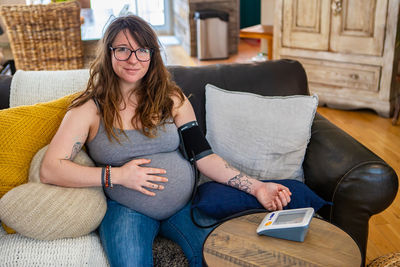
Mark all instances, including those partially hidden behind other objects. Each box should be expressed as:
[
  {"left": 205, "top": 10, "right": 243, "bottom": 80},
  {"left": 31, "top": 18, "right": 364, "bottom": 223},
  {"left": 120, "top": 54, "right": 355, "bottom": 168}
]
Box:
[{"left": 203, "top": 212, "right": 361, "bottom": 267}]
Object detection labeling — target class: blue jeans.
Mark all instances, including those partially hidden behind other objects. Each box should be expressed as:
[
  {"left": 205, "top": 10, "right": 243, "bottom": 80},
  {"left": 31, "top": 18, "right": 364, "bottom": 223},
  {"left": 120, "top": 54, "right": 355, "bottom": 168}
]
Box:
[{"left": 99, "top": 199, "right": 216, "bottom": 267}]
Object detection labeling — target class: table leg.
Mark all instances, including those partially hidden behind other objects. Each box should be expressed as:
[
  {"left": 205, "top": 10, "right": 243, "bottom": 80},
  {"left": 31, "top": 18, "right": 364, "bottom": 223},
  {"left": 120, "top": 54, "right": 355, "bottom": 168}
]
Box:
[{"left": 267, "top": 38, "right": 273, "bottom": 60}]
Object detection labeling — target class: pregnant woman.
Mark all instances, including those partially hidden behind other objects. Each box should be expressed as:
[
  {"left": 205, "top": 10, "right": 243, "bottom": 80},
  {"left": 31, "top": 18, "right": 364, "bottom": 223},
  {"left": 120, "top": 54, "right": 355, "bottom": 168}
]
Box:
[{"left": 40, "top": 15, "right": 291, "bottom": 267}]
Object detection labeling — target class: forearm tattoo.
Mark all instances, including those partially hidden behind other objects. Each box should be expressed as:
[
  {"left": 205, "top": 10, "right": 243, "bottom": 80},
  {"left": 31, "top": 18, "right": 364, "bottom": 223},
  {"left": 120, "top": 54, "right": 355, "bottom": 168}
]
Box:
[
  {"left": 226, "top": 172, "right": 253, "bottom": 194},
  {"left": 223, "top": 159, "right": 253, "bottom": 193}
]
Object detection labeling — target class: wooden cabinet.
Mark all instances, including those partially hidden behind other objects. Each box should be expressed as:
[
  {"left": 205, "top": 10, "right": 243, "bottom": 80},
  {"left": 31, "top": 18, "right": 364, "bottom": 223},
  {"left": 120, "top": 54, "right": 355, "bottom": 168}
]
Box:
[
  {"left": 274, "top": 0, "right": 400, "bottom": 117},
  {"left": 282, "top": 0, "right": 331, "bottom": 50}
]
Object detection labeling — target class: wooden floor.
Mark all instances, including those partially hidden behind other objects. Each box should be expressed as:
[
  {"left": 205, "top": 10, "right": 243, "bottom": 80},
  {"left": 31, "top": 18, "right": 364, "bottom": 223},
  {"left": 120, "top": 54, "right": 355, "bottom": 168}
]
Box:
[{"left": 163, "top": 38, "right": 400, "bottom": 265}]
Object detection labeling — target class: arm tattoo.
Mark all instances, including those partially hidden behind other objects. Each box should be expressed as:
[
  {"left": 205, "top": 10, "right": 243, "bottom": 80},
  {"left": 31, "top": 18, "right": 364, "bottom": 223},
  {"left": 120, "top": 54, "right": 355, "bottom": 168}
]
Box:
[
  {"left": 60, "top": 134, "right": 87, "bottom": 164},
  {"left": 226, "top": 172, "right": 253, "bottom": 194},
  {"left": 65, "top": 142, "right": 83, "bottom": 161}
]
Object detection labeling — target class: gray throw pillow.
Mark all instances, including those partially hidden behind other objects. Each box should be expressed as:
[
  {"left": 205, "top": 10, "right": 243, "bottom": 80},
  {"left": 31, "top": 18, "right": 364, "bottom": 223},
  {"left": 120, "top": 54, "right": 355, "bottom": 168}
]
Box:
[{"left": 205, "top": 84, "right": 318, "bottom": 182}]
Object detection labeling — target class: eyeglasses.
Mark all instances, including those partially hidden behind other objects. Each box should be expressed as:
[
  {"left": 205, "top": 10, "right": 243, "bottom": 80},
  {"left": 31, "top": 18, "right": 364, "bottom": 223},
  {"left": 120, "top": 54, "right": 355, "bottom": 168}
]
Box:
[{"left": 109, "top": 46, "right": 152, "bottom": 62}]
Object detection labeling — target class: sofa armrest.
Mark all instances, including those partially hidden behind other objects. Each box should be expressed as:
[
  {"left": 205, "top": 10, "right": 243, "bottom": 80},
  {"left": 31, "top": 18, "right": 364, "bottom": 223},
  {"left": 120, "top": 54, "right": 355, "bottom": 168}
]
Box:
[{"left": 303, "top": 113, "right": 398, "bottom": 264}]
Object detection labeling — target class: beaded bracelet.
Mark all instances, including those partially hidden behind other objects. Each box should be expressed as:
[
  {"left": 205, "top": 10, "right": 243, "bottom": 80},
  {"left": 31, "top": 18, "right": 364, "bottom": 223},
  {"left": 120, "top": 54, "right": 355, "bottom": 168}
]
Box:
[
  {"left": 101, "top": 166, "right": 113, "bottom": 188},
  {"left": 107, "top": 165, "right": 113, "bottom": 188},
  {"left": 106, "top": 165, "right": 109, "bottom": 188}
]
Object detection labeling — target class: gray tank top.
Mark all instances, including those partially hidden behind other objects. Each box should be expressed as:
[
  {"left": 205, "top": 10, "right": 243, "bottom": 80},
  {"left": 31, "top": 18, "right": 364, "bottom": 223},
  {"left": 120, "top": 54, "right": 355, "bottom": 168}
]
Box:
[{"left": 86, "top": 119, "right": 194, "bottom": 220}]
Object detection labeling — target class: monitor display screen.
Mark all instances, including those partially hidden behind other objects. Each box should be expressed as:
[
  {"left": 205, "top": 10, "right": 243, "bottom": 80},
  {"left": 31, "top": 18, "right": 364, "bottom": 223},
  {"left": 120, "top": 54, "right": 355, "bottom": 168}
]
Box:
[{"left": 274, "top": 211, "right": 306, "bottom": 225}]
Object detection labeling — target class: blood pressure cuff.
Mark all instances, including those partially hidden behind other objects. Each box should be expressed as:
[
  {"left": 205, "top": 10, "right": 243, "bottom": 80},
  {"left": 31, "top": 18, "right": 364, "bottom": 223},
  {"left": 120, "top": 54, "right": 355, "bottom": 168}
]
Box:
[{"left": 178, "top": 121, "right": 213, "bottom": 162}]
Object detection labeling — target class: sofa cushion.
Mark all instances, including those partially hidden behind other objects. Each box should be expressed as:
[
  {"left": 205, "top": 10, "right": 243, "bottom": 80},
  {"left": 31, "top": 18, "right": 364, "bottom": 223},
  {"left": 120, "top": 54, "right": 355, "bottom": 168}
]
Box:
[
  {"left": 10, "top": 69, "right": 89, "bottom": 107},
  {"left": 0, "top": 224, "right": 189, "bottom": 267},
  {"left": 0, "top": 228, "right": 109, "bottom": 266},
  {"left": 0, "top": 145, "right": 107, "bottom": 239},
  {"left": 205, "top": 84, "right": 318, "bottom": 182},
  {"left": 0, "top": 93, "right": 79, "bottom": 199}
]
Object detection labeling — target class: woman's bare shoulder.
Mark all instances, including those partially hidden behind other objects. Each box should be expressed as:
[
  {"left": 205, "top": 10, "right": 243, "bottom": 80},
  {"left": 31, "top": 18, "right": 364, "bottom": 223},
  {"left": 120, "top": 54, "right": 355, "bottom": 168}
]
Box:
[
  {"left": 70, "top": 98, "right": 98, "bottom": 113},
  {"left": 66, "top": 98, "right": 99, "bottom": 122},
  {"left": 171, "top": 92, "right": 187, "bottom": 108}
]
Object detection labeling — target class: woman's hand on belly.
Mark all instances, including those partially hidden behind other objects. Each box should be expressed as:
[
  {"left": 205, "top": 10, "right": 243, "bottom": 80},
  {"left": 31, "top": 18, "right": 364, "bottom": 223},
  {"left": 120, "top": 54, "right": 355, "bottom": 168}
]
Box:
[{"left": 113, "top": 158, "right": 168, "bottom": 196}]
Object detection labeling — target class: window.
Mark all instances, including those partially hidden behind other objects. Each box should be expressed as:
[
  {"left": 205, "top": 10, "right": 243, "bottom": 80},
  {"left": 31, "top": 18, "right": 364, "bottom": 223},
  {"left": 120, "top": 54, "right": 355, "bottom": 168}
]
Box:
[{"left": 90, "top": 0, "right": 172, "bottom": 35}]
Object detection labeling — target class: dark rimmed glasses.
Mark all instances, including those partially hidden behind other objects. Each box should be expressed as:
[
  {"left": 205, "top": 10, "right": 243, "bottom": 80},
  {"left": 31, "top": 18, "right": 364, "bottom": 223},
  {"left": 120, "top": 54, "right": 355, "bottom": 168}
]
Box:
[{"left": 110, "top": 46, "right": 152, "bottom": 62}]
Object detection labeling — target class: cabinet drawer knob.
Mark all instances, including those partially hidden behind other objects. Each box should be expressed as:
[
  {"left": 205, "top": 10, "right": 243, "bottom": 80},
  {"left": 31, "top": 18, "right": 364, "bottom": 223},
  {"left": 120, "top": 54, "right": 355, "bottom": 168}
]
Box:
[
  {"left": 332, "top": 0, "right": 342, "bottom": 15},
  {"left": 350, "top": 73, "right": 360, "bottom": 80}
]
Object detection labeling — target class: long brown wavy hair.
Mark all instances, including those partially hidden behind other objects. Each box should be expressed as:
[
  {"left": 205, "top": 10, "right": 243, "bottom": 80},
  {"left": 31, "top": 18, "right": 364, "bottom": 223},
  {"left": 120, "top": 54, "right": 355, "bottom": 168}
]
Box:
[{"left": 70, "top": 15, "right": 184, "bottom": 141}]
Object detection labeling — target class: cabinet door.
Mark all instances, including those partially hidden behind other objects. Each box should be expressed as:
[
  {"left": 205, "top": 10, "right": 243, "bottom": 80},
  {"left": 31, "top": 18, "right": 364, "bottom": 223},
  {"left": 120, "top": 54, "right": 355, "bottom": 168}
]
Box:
[
  {"left": 282, "top": 0, "right": 331, "bottom": 50},
  {"left": 330, "top": 0, "right": 388, "bottom": 56}
]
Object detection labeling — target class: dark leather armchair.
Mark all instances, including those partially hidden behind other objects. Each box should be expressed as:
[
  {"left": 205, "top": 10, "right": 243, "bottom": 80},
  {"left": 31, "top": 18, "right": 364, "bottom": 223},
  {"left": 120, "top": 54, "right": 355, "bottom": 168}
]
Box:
[{"left": 167, "top": 60, "right": 398, "bottom": 266}]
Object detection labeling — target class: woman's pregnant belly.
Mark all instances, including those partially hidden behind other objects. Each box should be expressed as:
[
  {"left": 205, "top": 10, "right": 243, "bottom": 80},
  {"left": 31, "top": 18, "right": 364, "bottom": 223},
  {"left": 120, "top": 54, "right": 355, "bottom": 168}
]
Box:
[{"left": 104, "top": 150, "right": 195, "bottom": 220}]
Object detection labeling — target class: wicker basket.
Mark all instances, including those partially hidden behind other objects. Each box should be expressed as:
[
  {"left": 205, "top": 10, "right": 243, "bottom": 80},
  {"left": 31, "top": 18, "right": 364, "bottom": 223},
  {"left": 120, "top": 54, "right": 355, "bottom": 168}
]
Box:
[
  {"left": 368, "top": 253, "right": 400, "bottom": 267},
  {"left": 0, "top": 1, "right": 83, "bottom": 71}
]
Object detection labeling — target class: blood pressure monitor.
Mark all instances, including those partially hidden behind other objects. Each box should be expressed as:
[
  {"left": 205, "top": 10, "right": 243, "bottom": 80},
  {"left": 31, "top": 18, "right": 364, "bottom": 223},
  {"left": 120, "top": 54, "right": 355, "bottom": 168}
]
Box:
[{"left": 256, "top": 207, "right": 314, "bottom": 242}]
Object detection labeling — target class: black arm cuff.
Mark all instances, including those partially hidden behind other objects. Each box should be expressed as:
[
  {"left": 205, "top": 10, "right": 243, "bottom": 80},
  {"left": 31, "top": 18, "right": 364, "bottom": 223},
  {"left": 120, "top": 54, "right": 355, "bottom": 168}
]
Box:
[{"left": 178, "top": 121, "right": 213, "bottom": 162}]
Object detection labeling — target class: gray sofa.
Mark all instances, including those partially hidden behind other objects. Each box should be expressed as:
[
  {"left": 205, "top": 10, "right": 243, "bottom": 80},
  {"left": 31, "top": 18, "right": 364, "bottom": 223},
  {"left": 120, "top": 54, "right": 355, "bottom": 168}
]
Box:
[{"left": 0, "top": 60, "right": 397, "bottom": 266}]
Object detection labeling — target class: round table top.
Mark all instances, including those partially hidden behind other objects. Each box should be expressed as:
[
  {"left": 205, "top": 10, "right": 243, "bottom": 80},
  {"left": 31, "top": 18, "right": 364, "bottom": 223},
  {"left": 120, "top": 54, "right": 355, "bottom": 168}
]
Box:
[{"left": 203, "top": 212, "right": 361, "bottom": 267}]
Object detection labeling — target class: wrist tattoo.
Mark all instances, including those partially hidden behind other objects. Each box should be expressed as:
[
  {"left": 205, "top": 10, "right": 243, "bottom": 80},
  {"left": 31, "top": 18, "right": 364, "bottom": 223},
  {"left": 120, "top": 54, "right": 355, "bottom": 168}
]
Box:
[{"left": 226, "top": 172, "right": 252, "bottom": 194}]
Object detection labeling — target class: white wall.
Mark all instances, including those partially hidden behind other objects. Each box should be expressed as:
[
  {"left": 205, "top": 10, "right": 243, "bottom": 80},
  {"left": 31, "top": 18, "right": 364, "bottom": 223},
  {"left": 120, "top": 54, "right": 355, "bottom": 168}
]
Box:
[{"left": 261, "top": 0, "right": 274, "bottom": 25}]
